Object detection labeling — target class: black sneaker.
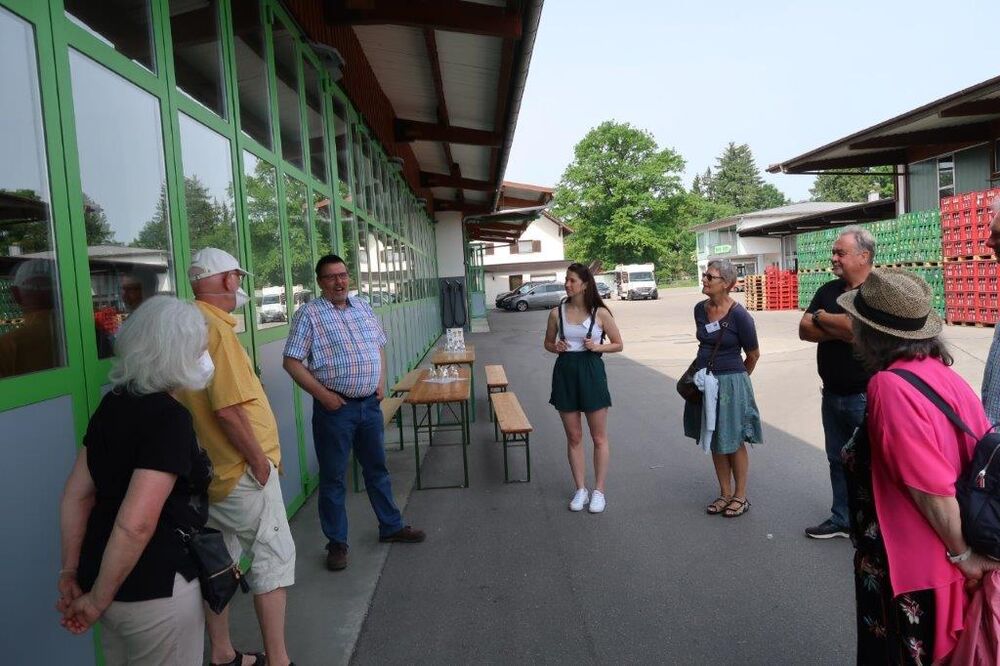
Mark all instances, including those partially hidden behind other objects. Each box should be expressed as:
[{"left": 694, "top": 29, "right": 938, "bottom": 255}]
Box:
[{"left": 805, "top": 519, "right": 849, "bottom": 539}]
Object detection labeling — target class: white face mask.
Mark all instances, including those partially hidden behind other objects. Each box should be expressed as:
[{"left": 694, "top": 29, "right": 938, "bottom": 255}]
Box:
[
  {"left": 234, "top": 287, "right": 250, "bottom": 309},
  {"left": 189, "top": 351, "right": 215, "bottom": 390}
]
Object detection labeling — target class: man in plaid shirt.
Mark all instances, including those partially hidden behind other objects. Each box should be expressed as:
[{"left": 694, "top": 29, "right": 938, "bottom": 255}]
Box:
[{"left": 283, "top": 254, "right": 425, "bottom": 572}]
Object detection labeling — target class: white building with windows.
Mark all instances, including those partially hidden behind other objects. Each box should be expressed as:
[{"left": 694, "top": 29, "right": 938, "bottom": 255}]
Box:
[
  {"left": 481, "top": 200, "right": 574, "bottom": 307},
  {"left": 692, "top": 202, "right": 853, "bottom": 278}
]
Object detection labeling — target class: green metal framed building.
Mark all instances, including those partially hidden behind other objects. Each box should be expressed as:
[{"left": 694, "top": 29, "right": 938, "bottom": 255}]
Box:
[{"left": 0, "top": 0, "right": 542, "bottom": 660}]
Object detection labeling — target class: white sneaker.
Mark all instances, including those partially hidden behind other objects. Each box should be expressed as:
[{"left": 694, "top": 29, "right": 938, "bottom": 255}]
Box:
[
  {"left": 589, "top": 490, "right": 606, "bottom": 513},
  {"left": 569, "top": 488, "right": 589, "bottom": 511}
]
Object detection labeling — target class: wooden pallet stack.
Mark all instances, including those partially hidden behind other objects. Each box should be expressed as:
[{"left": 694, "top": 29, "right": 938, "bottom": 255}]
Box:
[{"left": 744, "top": 274, "right": 767, "bottom": 311}]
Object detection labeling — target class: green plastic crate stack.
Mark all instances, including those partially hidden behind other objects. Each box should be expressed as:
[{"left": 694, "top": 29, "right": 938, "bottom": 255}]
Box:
[
  {"left": 797, "top": 269, "right": 832, "bottom": 310},
  {"left": 909, "top": 265, "right": 945, "bottom": 317}
]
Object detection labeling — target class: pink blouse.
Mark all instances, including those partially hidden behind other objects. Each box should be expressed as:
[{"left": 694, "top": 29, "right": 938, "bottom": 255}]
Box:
[{"left": 867, "top": 357, "right": 990, "bottom": 661}]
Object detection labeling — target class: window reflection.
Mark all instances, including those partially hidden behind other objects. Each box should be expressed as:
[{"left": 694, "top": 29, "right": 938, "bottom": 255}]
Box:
[
  {"left": 70, "top": 50, "right": 173, "bottom": 358},
  {"left": 243, "top": 152, "right": 285, "bottom": 330},
  {"left": 314, "top": 195, "right": 334, "bottom": 258},
  {"left": 352, "top": 129, "right": 370, "bottom": 212},
  {"left": 272, "top": 22, "right": 303, "bottom": 170},
  {"left": 332, "top": 97, "right": 351, "bottom": 201},
  {"left": 231, "top": 0, "right": 271, "bottom": 149},
  {"left": 303, "top": 60, "right": 327, "bottom": 183},
  {"left": 65, "top": 0, "right": 155, "bottom": 72},
  {"left": 169, "top": 0, "right": 226, "bottom": 117},
  {"left": 285, "top": 177, "right": 313, "bottom": 314},
  {"left": 177, "top": 113, "right": 245, "bottom": 331},
  {"left": 0, "top": 9, "right": 66, "bottom": 378},
  {"left": 357, "top": 221, "right": 370, "bottom": 303}
]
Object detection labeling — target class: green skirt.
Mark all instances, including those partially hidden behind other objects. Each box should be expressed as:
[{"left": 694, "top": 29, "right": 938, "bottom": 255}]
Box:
[
  {"left": 683, "top": 371, "right": 763, "bottom": 454},
  {"left": 550, "top": 351, "right": 612, "bottom": 413}
]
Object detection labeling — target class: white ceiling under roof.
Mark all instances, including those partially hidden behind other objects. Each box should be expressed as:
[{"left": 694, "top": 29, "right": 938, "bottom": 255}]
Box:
[
  {"left": 448, "top": 142, "right": 491, "bottom": 181},
  {"left": 409, "top": 141, "right": 449, "bottom": 174},
  {"left": 353, "top": 25, "right": 438, "bottom": 123},
  {"left": 436, "top": 30, "right": 502, "bottom": 131}
]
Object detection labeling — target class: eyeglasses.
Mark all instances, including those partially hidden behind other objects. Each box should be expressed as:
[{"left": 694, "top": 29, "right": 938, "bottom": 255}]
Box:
[
  {"left": 319, "top": 272, "right": 350, "bottom": 282},
  {"left": 701, "top": 273, "right": 724, "bottom": 281}
]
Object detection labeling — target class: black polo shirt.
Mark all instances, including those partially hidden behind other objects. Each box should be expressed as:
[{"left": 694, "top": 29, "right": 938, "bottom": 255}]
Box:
[
  {"left": 806, "top": 279, "right": 872, "bottom": 396},
  {"left": 78, "top": 390, "right": 210, "bottom": 602}
]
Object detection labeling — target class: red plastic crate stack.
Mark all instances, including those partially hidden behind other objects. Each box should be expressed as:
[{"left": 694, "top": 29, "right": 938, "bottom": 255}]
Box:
[
  {"left": 941, "top": 189, "right": 1000, "bottom": 260},
  {"left": 763, "top": 267, "right": 798, "bottom": 310},
  {"left": 942, "top": 189, "right": 1000, "bottom": 325}
]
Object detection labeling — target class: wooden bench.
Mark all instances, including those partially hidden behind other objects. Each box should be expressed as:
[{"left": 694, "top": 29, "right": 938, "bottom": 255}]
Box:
[
  {"left": 485, "top": 364, "right": 509, "bottom": 432},
  {"left": 491, "top": 392, "right": 532, "bottom": 483},
  {"left": 391, "top": 369, "right": 424, "bottom": 396},
  {"left": 351, "top": 396, "right": 406, "bottom": 493}
]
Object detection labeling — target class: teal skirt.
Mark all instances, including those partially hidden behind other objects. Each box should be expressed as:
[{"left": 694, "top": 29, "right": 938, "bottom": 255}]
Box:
[
  {"left": 683, "top": 371, "right": 763, "bottom": 454},
  {"left": 550, "top": 351, "right": 612, "bottom": 413}
]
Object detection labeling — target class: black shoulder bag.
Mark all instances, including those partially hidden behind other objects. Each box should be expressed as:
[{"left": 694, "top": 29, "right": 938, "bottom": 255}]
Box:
[
  {"left": 676, "top": 303, "right": 736, "bottom": 404},
  {"left": 557, "top": 298, "right": 607, "bottom": 357},
  {"left": 889, "top": 368, "right": 1000, "bottom": 560},
  {"left": 176, "top": 526, "right": 250, "bottom": 614}
]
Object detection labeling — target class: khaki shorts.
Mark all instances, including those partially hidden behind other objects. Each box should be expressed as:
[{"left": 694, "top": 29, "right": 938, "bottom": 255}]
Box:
[{"left": 208, "top": 461, "right": 296, "bottom": 594}]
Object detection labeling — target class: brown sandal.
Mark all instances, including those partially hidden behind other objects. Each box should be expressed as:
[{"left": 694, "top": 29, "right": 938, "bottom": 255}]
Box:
[
  {"left": 706, "top": 496, "right": 731, "bottom": 515},
  {"left": 723, "top": 497, "right": 750, "bottom": 518}
]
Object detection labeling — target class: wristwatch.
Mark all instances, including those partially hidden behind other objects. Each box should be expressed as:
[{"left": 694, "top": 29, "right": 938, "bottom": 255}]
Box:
[{"left": 947, "top": 547, "right": 972, "bottom": 563}]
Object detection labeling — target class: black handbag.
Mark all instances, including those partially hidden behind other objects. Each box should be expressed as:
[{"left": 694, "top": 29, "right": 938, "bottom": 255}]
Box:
[
  {"left": 889, "top": 369, "right": 1000, "bottom": 560},
  {"left": 676, "top": 304, "right": 736, "bottom": 404},
  {"left": 176, "top": 526, "right": 249, "bottom": 614}
]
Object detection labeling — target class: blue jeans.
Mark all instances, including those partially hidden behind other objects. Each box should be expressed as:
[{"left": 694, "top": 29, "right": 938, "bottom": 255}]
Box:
[
  {"left": 312, "top": 396, "right": 403, "bottom": 547},
  {"left": 821, "top": 390, "right": 867, "bottom": 528}
]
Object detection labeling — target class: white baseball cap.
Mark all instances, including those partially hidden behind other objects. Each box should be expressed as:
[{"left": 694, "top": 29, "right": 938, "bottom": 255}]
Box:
[
  {"left": 12, "top": 259, "right": 55, "bottom": 291},
  {"left": 188, "top": 248, "right": 250, "bottom": 282}
]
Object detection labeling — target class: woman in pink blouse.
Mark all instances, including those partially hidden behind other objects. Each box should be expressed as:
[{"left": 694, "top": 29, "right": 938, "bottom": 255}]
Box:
[{"left": 838, "top": 268, "right": 1000, "bottom": 664}]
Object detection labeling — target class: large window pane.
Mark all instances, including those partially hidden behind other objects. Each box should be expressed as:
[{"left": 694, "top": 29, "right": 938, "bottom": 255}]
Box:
[
  {"left": 356, "top": 222, "right": 371, "bottom": 303},
  {"left": 285, "top": 177, "right": 313, "bottom": 314},
  {"left": 70, "top": 51, "right": 172, "bottom": 359},
  {"left": 169, "top": 0, "right": 226, "bottom": 117},
  {"left": 243, "top": 152, "right": 284, "bottom": 330},
  {"left": 177, "top": 114, "right": 243, "bottom": 330},
  {"left": 272, "top": 22, "right": 303, "bottom": 170},
  {"left": 303, "top": 60, "right": 327, "bottom": 183},
  {"left": 231, "top": 0, "right": 271, "bottom": 148},
  {"left": 0, "top": 9, "right": 66, "bottom": 379},
  {"left": 338, "top": 206, "right": 356, "bottom": 286},
  {"left": 314, "top": 195, "right": 334, "bottom": 258},
  {"left": 352, "top": 129, "right": 370, "bottom": 213},
  {"left": 332, "top": 98, "right": 351, "bottom": 201},
  {"left": 65, "top": 0, "right": 155, "bottom": 72}
]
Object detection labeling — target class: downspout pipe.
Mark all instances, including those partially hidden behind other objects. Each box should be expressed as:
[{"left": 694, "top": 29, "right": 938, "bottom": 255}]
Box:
[{"left": 491, "top": 0, "right": 544, "bottom": 210}]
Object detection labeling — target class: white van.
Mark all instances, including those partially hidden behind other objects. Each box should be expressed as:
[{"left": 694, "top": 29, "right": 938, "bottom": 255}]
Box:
[
  {"left": 614, "top": 263, "right": 657, "bottom": 300},
  {"left": 258, "top": 286, "right": 287, "bottom": 323}
]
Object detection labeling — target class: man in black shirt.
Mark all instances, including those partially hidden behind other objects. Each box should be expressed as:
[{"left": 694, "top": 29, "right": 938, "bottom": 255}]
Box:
[{"left": 798, "top": 225, "right": 875, "bottom": 539}]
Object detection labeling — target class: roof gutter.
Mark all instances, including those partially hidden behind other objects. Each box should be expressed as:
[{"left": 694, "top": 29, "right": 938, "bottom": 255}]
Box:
[{"left": 491, "top": 0, "right": 544, "bottom": 210}]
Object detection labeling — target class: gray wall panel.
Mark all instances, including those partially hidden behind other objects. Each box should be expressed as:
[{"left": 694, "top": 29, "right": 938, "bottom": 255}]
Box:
[
  {"left": 259, "top": 339, "right": 303, "bottom": 508},
  {"left": 1, "top": 396, "right": 95, "bottom": 664},
  {"left": 301, "top": 391, "right": 319, "bottom": 479},
  {"left": 908, "top": 159, "right": 938, "bottom": 212},
  {"left": 956, "top": 144, "right": 991, "bottom": 194}
]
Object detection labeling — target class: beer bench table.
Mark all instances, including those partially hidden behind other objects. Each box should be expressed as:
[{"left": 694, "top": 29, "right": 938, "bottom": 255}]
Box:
[
  {"left": 405, "top": 368, "right": 471, "bottom": 490},
  {"left": 431, "top": 345, "right": 476, "bottom": 422},
  {"left": 490, "top": 392, "right": 532, "bottom": 483}
]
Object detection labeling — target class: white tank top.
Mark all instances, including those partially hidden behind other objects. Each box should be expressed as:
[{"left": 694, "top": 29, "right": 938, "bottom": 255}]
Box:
[{"left": 560, "top": 303, "right": 604, "bottom": 352}]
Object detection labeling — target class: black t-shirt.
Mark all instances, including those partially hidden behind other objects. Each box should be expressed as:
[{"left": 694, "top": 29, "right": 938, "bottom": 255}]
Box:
[
  {"left": 78, "top": 390, "right": 210, "bottom": 602},
  {"left": 806, "top": 279, "right": 872, "bottom": 395}
]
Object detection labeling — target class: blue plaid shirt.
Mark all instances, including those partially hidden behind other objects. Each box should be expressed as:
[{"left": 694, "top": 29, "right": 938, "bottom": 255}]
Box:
[
  {"left": 283, "top": 296, "right": 387, "bottom": 398},
  {"left": 984, "top": 325, "right": 1000, "bottom": 423}
]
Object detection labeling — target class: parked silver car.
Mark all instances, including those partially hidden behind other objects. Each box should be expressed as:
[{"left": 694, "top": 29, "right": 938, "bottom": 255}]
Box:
[{"left": 508, "top": 282, "right": 566, "bottom": 311}]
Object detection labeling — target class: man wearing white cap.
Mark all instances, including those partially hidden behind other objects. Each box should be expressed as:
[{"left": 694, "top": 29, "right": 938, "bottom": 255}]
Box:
[
  {"left": 0, "top": 259, "right": 59, "bottom": 377},
  {"left": 177, "top": 248, "right": 295, "bottom": 666}
]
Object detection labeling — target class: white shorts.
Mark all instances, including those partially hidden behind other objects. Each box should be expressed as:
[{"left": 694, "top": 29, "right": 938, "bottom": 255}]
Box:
[{"left": 208, "top": 461, "right": 296, "bottom": 594}]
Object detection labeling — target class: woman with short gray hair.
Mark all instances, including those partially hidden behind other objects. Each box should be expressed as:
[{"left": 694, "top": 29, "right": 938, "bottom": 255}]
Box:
[
  {"left": 58, "top": 296, "right": 215, "bottom": 664},
  {"left": 684, "top": 260, "right": 763, "bottom": 518}
]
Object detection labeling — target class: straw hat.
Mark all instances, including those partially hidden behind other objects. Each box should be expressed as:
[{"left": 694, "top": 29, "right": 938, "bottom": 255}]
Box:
[{"left": 836, "top": 268, "right": 942, "bottom": 340}]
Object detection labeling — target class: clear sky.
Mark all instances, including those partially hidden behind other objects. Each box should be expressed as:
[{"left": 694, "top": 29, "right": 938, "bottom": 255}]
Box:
[{"left": 505, "top": 0, "right": 1000, "bottom": 203}]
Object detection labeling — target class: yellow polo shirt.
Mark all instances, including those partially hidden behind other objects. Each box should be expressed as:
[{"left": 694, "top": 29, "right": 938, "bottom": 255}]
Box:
[{"left": 178, "top": 300, "right": 281, "bottom": 502}]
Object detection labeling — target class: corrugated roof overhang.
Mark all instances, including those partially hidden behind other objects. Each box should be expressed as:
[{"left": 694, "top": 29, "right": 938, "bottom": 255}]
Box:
[
  {"left": 464, "top": 203, "right": 549, "bottom": 242},
  {"left": 738, "top": 198, "right": 897, "bottom": 237},
  {"left": 286, "top": 1, "right": 545, "bottom": 218},
  {"left": 768, "top": 75, "right": 1000, "bottom": 174}
]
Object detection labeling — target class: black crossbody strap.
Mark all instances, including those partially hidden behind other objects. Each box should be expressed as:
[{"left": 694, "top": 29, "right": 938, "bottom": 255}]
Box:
[
  {"left": 585, "top": 306, "right": 607, "bottom": 343},
  {"left": 888, "top": 369, "right": 978, "bottom": 440},
  {"left": 557, "top": 297, "right": 567, "bottom": 340}
]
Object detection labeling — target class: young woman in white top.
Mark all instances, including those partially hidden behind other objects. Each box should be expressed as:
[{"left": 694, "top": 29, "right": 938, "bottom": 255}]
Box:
[{"left": 544, "top": 263, "right": 623, "bottom": 513}]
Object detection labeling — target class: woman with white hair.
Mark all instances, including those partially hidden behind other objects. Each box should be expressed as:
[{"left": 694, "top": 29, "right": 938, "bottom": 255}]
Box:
[
  {"left": 684, "top": 259, "right": 763, "bottom": 518},
  {"left": 57, "top": 296, "right": 214, "bottom": 664}
]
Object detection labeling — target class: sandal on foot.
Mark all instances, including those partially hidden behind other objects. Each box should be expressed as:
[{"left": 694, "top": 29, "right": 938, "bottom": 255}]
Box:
[
  {"left": 210, "top": 651, "right": 265, "bottom": 666},
  {"left": 723, "top": 497, "right": 750, "bottom": 518},
  {"left": 706, "top": 496, "right": 731, "bottom": 515}
]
